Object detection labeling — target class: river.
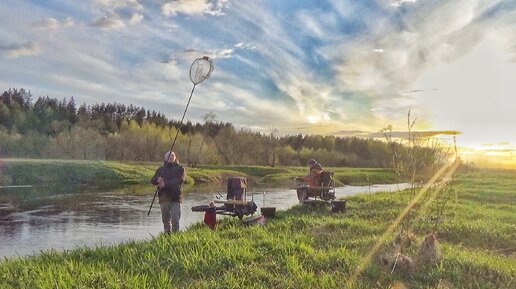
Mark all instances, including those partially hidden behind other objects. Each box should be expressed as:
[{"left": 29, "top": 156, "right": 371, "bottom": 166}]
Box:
[{"left": 0, "top": 183, "right": 408, "bottom": 258}]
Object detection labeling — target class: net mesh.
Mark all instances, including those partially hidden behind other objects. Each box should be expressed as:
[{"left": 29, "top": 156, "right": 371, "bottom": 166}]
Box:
[{"left": 190, "top": 56, "right": 214, "bottom": 85}]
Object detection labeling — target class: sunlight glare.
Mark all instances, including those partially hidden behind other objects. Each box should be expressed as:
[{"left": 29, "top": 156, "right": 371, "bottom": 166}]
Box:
[{"left": 347, "top": 161, "right": 456, "bottom": 287}]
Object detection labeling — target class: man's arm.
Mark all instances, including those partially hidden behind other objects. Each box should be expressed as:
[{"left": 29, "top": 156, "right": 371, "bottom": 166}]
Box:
[{"left": 151, "top": 167, "right": 162, "bottom": 185}]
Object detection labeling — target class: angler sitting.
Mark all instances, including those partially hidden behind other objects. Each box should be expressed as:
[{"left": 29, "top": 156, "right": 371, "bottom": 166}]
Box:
[{"left": 296, "top": 159, "right": 324, "bottom": 186}]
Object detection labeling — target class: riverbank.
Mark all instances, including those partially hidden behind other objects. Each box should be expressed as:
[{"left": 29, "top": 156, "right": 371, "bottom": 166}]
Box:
[
  {"left": 0, "top": 183, "right": 408, "bottom": 259},
  {"left": 0, "top": 159, "right": 401, "bottom": 187},
  {"left": 0, "top": 168, "right": 514, "bottom": 288}
]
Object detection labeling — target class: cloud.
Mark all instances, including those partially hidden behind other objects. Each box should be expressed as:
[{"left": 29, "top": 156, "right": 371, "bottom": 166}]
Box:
[
  {"left": 34, "top": 18, "right": 59, "bottom": 30},
  {"left": 62, "top": 17, "right": 75, "bottom": 27},
  {"left": 91, "top": 0, "right": 143, "bottom": 28},
  {"left": 192, "top": 76, "right": 297, "bottom": 129},
  {"left": 1, "top": 0, "right": 515, "bottom": 144},
  {"left": 162, "top": 0, "right": 229, "bottom": 16},
  {"left": 33, "top": 17, "right": 75, "bottom": 30},
  {"left": 181, "top": 47, "right": 234, "bottom": 59},
  {"left": 93, "top": 0, "right": 142, "bottom": 10},
  {"left": 402, "top": 88, "right": 437, "bottom": 94},
  {"left": 222, "top": 2, "right": 336, "bottom": 125},
  {"left": 1, "top": 42, "right": 41, "bottom": 58},
  {"left": 323, "top": 0, "right": 515, "bottom": 126},
  {"left": 390, "top": 0, "right": 418, "bottom": 7},
  {"left": 295, "top": 11, "right": 326, "bottom": 39},
  {"left": 207, "top": 48, "right": 233, "bottom": 59},
  {"left": 160, "top": 59, "right": 177, "bottom": 64},
  {"left": 91, "top": 14, "right": 125, "bottom": 30},
  {"left": 129, "top": 13, "right": 143, "bottom": 25},
  {"left": 332, "top": 129, "right": 461, "bottom": 139}
]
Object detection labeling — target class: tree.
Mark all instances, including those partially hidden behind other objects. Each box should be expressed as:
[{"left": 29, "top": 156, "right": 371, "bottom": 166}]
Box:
[
  {"left": 267, "top": 126, "right": 279, "bottom": 167},
  {"left": 212, "top": 124, "right": 238, "bottom": 164},
  {"left": 287, "top": 134, "right": 305, "bottom": 165},
  {"left": 65, "top": 97, "right": 78, "bottom": 124},
  {"left": 192, "top": 112, "right": 217, "bottom": 167}
]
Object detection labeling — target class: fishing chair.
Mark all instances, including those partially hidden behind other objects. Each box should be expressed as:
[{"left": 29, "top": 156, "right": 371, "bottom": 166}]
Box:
[
  {"left": 191, "top": 177, "right": 257, "bottom": 219},
  {"left": 296, "top": 171, "right": 336, "bottom": 204}
]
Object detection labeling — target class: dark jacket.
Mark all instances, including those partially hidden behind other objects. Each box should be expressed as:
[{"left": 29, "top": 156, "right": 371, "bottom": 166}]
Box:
[{"left": 151, "top": 162, "right": 185, "bottom": 203}]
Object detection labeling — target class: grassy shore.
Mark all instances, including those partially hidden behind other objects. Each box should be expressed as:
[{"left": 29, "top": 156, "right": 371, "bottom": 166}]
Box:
[
  {"left": 0, "top": 159, "right": 401, "bottom": 187},
  {"left": 0, "top": 167, "right": 514, "bottom": 288}
]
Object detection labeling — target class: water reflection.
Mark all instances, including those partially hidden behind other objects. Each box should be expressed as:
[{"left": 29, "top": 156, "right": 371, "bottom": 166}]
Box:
[{"left": 0, "top": 183, "right": 408, "bottom": 258}]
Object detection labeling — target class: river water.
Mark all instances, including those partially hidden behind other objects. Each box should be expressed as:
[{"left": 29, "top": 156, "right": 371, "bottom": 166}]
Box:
[{"left": 0, "top": 183, "right": 408, "bottom": 259}]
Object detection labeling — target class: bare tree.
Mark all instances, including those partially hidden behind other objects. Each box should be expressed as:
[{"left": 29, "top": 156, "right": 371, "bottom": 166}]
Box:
[
  {"left": 192, "top": 112, "right": 216, "bottom": 167},
  {"left": 267, "top": 126, "right": 279, "bottom": 167}
]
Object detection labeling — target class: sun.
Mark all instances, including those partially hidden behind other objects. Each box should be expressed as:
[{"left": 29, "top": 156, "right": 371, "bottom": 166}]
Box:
[{"left": 306, "top": 115, "right": 319, "bottom": 124}]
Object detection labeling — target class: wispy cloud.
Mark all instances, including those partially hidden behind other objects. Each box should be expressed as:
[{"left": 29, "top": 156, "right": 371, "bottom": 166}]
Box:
[
  {"left": 129, "top": 13, "right": 143, "bottom": 25},
  {"left": 91, "top": 14, "right": 125, "bottom": 29},
  {"left": 33, "top": 17, "right": 75, "bottom": 30},
  {"left": 390, "top": 0, "right": 418, "bottom": 7},
  {"left": 1, "top": 42, "right": 41, "bottom": 58},
  {"left": 34, "top": 18, "right": 58, "bottom": 30},
  {"left": 0, "top": 0, "right": 515, "bottom": 145},
  {"left": 93, "top": 0, "right": 142, "bottom": 10},
  {"left": 91, "top": 0, "right": 143, "bottom": 29},
  {"left": 318, "top": 0, "right": 515, "bottom": 127},
  {"left": 182, "top": 47, "right": 235, "bottom": 59},
  {"left": 332, "top": 129, "right": 460, "bottom": 139},
  {"left": 162, "top": 0, "right": 229, "bottom": 16},
  {"left": 221, "top": 2, "right": 337, "bottom": 128}
]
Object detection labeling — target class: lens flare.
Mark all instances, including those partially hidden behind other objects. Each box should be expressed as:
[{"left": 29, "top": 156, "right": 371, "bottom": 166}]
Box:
[{"left": 347, "top": 161, "right": 460, "bottom": 287}]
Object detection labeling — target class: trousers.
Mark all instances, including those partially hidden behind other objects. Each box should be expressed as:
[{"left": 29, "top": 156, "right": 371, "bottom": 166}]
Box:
[{"left": 159, "top": 201, "right": 181, "bottom": 233}]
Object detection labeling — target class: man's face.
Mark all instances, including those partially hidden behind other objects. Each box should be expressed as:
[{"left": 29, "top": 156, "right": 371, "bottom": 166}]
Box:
[{"left": 167, "top": 153, "right": 176, "bottom": 163}]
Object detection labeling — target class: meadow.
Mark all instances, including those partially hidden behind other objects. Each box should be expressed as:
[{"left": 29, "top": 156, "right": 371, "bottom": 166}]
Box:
[
  {"left": 0, "top": 159, "right": 401, "bottom": 188},
  {"left": 0, "top": 166, "right": 514, "bottom": 288}
]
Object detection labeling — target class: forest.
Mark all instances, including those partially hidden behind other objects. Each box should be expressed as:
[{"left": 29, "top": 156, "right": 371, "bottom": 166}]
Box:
[{"left": 1, "top": 88, "right": 410, "bottom": 167}]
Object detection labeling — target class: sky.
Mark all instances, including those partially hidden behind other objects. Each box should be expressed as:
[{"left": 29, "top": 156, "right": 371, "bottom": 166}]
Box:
[{"left": 1, "top": 0, "right": 515, "bottom": 167}]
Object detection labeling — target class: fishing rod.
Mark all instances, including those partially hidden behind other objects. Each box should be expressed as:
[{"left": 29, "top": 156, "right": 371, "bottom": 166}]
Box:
[{"left": 147, "top": 56, "right": 214, "bottom": 216}]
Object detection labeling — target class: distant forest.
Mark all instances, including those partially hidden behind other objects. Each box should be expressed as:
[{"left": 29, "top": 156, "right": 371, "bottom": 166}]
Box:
[{"left": 0, "top": 88, "right": 404, "bottom": 167}]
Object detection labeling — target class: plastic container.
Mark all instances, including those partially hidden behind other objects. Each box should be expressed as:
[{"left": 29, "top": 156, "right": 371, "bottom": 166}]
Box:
[{"left": 261, "top": 207, "right": 276, "bottom": 218}]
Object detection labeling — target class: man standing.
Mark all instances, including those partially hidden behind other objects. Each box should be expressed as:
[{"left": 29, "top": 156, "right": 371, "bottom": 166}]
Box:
[{"left": 151, "top": 151, "right": 185, "bottom": 233}]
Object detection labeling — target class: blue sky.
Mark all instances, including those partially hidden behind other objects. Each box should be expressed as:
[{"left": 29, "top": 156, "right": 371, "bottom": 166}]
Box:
[{"left": 1, "top": 0, "right": 516, "bottom": 166}]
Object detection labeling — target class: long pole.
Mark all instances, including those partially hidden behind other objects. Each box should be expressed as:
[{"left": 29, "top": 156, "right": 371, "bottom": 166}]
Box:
[{"left": 147, "top": 84, "right": 196, "bottom": 216}]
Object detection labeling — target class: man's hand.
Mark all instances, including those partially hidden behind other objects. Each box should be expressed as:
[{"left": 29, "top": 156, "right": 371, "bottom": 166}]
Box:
[{"left": 158, "top": 177, "right": 165, "bottom": 189}]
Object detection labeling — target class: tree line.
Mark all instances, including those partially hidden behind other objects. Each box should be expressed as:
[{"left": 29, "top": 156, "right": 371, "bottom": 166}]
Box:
[{"left": 1, "top": 88, "right": 407, "bottom": 167}]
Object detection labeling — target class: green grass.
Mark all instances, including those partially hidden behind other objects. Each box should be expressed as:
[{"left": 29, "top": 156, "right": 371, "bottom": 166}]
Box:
[
  {"left": 0, "top": 159, "right": 249, "bottom": 187},
  {"left": 1, "top": 168, "right": 514, "bottom": 288},
  {"left": 0, "top": 159, "right": 401, "bottom": 188},
  {"left": 201, "top": 165, "right": 402, "bottom": 187}
]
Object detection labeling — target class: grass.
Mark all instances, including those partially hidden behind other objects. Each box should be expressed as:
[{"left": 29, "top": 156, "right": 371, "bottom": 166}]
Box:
[
  {"left": 196, "top": 165, "right": 402, "bottom": 187},
  {"left": 0, "top": 167, "right": 514, "bottom": 288},
  {"left": 0, "top": 159, "right": 401, "bottom": 188}
]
